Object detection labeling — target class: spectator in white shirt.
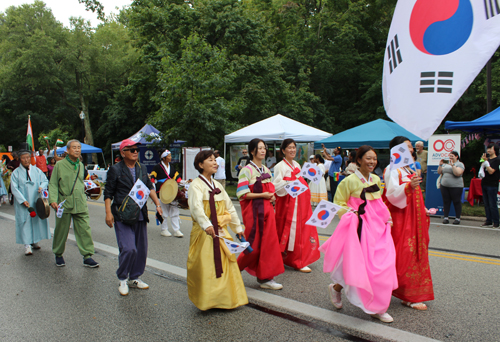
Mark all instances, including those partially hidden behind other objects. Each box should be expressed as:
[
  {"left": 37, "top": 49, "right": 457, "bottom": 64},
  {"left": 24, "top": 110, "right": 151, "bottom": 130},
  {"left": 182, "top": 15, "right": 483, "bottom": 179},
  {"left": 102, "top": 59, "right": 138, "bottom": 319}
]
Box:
[{"left": 214, "top": 150, "right": 226, "bottom": 188}]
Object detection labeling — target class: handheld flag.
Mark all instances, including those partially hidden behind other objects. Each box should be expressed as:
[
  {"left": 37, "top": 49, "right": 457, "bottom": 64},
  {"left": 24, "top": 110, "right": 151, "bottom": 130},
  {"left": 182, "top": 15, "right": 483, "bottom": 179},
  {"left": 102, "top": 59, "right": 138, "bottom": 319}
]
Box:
[
  {"left": 220, "top": 237, "right": 250, "bottom": 254},
  {"left": 41, "top": 189, "right": 49, "bottom": 199},
  {"left": 128, "top": 179, "right": 151, "bottom": 209},
  {"left": 306, "top": 200, "right": 342, "bottom": 228},
  {"left": 56, "top": 139, "right": 64, "bottom": 145},
  {"left": 383, "top": 0, "right": 500, "bottom": 140},
  {"left": 300, "top": 162, "right": 323, "bottom": 184},
  {"left": 390, "top": 142, "right": 414, "bottom": 170},
  {"left": 284, "top": 180, "right": 308, "bottom": 198}
]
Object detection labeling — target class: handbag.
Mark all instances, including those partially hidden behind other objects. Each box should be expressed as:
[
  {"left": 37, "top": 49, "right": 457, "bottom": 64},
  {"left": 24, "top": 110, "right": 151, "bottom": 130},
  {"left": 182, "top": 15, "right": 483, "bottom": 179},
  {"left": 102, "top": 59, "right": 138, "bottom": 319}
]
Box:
[
  {"left": 117, "top": 164, "right": 142, "bottom": 225},
  {"left": 436, "top": 174, "right": 442, "bottom": 189}
]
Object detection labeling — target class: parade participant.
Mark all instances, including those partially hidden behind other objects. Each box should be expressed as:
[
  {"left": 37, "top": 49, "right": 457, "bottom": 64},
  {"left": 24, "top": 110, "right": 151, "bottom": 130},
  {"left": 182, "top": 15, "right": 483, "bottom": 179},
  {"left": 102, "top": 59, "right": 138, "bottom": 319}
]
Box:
[
  {"left": 237, "top": 139, "right": 284, "bottom": 290},
  {"left": 187, "top": 150, "right": 248, "bottom": 310},
  {"left": 49, "top": 140, "right": 99, "bottom": 268},
  {"left": 0, "top": 156, "right": 9, "bottom": 205},
  {"left": 273, "top": 138, "right": 320, "bottom": 273},
  {"left": 10, "top": 150, "right": 51, "bottom": 255},
  {"left": 309, "top": 154, "right": 328, "bottom": 206},
  {"left": 322, "top": 144, "right": 343, "bottom": 200},
  {"left": 105, "top": 139, "right": 162, "bottom": 296},
  {"left": 214, "top": 150, "right": 226, "bottom": 188},
  {"left": 150, "top": 149, "right": 183, "bottom": 237},
  {"left": 320, "top": 146, "right": 397, "bottom": 323},
  {"left": 36, "top": 147, "right": 48, "bottom": 177},
  {"left": 383, "top": 136, "right": 434, "bottom": 311}
]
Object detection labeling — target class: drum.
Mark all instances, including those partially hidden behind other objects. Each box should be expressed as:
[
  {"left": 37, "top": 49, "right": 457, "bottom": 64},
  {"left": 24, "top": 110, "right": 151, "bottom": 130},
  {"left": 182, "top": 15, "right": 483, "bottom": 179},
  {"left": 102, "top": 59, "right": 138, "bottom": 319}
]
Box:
[
  {"left": 160, "top": 179, "right": 178, "bottom": 204},
  {"left": 84, "top": 180, "right": 102, "bottom": 201},
  {"left": 36, "top": 198, "right": 50, "bottom": 219}
]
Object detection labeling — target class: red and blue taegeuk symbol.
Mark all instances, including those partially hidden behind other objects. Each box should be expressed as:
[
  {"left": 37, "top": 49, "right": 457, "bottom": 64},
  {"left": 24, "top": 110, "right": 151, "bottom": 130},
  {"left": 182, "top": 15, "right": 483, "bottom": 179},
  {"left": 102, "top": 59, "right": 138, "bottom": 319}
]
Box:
[
  {"left": 291, "top": 186, "right": 301, "bottom": 192},
  {"left": 307, "top": 168, "right": 317, "bottom": 177},
  {"left": 318, "top": 210, "right": 329, "bottom": 220},
  {"left": 409, "top": 0, "right": 473, "bottom": 55},
  {"left": 392, "top": 153, "right": 402, "bottom": 164},
  {"left": 230, "top": 243, "right": 239, "bottom": 248},
  {"left": 42, "top": 190, "right": 49, "bottom": 197},
  {"left": 136, "top": 190, "right": 145, "bottom": 200}
]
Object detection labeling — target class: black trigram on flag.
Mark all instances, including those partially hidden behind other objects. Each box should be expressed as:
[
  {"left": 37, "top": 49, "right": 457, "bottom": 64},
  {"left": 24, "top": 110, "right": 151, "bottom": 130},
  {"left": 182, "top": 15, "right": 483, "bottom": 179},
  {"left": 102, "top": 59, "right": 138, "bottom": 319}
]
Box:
[
  {"left": 419, "top": 71, "right": 453, "bottom": 94},
  {"left": 387, "top": 35, "right": 403, "bottom": 74},
  {"left": 484, "top": 0, "right": 500, "bottom": 19}
]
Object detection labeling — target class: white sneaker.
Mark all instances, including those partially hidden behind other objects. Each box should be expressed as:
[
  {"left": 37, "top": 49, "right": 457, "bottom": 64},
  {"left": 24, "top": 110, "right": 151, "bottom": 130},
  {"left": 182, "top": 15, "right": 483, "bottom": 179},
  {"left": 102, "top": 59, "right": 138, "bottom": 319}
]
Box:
[
  {"left": 130, "top": 279, "right": 149, "bottom": 289},
  {"left": 298, "top": 266, "right": 311, "bottom": 273},
  {"left": 328, "top": 284, "right": 342, "bottom": 309},
  {"left": 371, "top": 312, "right": 394, "bottom": 323},
  {"left": 160, "top": 230, "right": 172, "bottom": 237},
  {"left": 173, "top": 230, "right": 184, "bottom": 238},
  {"left": 25, "top": 245, "right": 33, "bottom": 256},
  {"left": 118, "top": 280, "right": 129, "bottom": 296},
  {"left": 259, "top": 279, "right": 283, "bottom": 290}
]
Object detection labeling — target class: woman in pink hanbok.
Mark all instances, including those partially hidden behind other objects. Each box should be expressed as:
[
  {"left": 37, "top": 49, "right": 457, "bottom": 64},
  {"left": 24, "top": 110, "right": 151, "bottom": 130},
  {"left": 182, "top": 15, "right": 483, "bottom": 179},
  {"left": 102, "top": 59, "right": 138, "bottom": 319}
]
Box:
[{"left": 319, "top": 146, "right": 398, "bottom": 323}]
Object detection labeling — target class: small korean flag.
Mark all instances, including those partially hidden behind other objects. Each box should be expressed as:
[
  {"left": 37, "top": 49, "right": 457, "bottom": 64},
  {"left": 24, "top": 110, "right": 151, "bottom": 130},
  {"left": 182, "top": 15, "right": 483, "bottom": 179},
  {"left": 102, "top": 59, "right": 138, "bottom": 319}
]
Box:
[
  {"left": 300, "top": 162, "right": 323, "bottom": 184},
  {"left": 284, "top": 180, "right": 308, "bottom": 198},
  {"left": 128, "top": 179, "right": 151, "bottom": 209},
  {"left": 84, "top": 180, "right": 98, "bottom": 190},
  {"left": 222, "top": 238, "right": 250, "bottom": 254},
  {"left": 390, "top": 142, "right": 414, "bottom": 170},
  {"left": 41, "top": 188, "right": 49, "bottom": 199},
  {"left": 306, "top": 200, "right": 341, "bottom": 228}
]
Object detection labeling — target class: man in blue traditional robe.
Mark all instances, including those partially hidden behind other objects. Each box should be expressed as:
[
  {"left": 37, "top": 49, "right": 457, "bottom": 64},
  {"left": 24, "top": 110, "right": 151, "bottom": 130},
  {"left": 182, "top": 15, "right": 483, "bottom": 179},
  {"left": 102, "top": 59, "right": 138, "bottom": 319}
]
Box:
[{"left": 11, "top": 150, "right": 51, "bottom": 255}]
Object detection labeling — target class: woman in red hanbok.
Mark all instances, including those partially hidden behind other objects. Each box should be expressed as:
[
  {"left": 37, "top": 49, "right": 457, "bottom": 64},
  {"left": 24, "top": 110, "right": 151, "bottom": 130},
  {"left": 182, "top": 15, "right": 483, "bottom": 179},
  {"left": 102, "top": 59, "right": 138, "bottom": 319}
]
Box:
[
  {"left": 237, "top": 139, "right": 285, "bottom": 290},
  {"left": 383, "top": 136, "right": 434, "bottom": 311},
  {"left": 273, "top": 139, "right": 320, "bottom": 272}
]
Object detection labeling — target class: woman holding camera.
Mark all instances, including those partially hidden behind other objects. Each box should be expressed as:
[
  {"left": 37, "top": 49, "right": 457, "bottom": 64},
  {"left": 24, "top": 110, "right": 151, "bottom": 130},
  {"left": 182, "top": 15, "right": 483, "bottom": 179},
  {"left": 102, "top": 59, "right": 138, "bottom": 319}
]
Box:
[{"left": 438, "top": 151, "right": 464, "bottom": 225}]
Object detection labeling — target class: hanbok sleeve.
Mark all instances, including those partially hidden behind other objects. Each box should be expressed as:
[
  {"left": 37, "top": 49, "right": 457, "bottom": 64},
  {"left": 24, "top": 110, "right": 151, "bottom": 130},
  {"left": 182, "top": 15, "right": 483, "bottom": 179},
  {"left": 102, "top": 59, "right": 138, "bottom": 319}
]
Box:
[
  {"left": 223, "top": 187, "right": 243, "bottom": 234},
  {"left": 272, "top": 162, "right": 288, "bottom": 197},
  {"left": 187, "top": 180, "right": 212, "bottom": 230},
  {"left": 384, "top": 167, "right": 411, "bottom": 209},
  {"left": 333, "top": 177, "right": 351, "bottom": 218},
  {"left": 10, "top": 169, "right": 27, "bottom": 204},
  {"left": 237, "top": 166, "right": 252, "bottom": 200}
]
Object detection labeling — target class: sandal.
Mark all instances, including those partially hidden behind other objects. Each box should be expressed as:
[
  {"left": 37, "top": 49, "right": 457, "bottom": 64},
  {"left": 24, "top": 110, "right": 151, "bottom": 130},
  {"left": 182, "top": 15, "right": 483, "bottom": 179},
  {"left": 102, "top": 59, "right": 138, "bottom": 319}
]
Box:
[{"left": 401, "top": 301, "right": 427, "bottom": 311}]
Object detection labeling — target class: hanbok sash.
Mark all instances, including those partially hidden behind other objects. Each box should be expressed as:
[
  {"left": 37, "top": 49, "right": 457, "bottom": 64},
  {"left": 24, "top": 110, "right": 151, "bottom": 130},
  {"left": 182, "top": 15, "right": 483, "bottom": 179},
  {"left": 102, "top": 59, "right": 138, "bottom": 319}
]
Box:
[{"left": 198, "top": 175, "right": 223, "bottom": 278}]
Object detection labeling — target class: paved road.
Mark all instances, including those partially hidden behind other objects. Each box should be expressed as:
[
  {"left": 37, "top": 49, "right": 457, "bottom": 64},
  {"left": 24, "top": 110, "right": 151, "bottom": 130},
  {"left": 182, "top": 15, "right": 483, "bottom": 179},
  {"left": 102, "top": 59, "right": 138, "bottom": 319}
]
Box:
[{"left": 1, "top": 198, "right": 499, "bottom": 342}]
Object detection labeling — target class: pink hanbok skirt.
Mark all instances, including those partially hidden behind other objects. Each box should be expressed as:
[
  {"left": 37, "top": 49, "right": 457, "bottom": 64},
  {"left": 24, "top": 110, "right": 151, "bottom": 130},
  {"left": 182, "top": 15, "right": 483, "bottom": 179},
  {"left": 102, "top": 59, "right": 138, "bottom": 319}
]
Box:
[{"left": 319, "top": 197, "right": 398, "bottom": 314}]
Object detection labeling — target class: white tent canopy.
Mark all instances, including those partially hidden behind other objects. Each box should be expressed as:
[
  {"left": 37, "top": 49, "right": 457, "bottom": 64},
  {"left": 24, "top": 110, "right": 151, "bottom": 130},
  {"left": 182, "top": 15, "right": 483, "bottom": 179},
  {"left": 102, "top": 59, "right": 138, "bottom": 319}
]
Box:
[{"left": 224, "top": 114, "right": 332, "bottom": 143}]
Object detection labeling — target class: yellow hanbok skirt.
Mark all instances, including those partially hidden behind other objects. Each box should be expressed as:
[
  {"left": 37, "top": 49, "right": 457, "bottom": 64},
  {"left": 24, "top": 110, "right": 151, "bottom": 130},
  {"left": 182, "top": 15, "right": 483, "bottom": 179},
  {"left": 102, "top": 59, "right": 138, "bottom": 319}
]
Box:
[{"left": 187, "top": 200, "right": 248, "bottom": 310}]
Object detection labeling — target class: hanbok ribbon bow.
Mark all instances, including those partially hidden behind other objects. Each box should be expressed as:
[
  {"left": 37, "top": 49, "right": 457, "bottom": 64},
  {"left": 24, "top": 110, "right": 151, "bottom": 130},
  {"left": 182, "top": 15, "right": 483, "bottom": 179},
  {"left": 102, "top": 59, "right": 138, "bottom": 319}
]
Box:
[
  {"left": 199, "top": 176, "right": 223, "bottom": 278},
  {"left": 283, "top": 167, "right": 300, "bottom": 181},
  {"left": 357, "top": 184, "right": 380, "bottom": 241},
  {"left": 247, "top": 172, "right": 271, "bottom": 247}
]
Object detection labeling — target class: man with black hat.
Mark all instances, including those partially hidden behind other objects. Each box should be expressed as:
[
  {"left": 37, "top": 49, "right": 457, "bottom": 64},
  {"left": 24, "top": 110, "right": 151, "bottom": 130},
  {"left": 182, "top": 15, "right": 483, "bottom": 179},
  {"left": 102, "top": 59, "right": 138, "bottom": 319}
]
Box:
[
  {"left": 104, "top": 139, "right": 163, "bottom": 296},
  {"left": 11, "top": 150, "right": 50, "bottom": 255}
]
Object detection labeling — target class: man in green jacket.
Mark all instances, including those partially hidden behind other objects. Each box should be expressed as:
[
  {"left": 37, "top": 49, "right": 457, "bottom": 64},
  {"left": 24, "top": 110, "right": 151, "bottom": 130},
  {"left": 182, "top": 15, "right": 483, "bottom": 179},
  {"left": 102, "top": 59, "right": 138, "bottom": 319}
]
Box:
[{"left": 49, "top": 140, "right": 98, "bottom": 267}]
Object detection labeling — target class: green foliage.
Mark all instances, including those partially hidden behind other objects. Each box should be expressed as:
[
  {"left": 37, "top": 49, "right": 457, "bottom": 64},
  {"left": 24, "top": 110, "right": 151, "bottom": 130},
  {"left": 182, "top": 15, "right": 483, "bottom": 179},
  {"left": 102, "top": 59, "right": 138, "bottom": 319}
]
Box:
[{"left": 37, "top": 128, "right": 71, "bottom": 148}]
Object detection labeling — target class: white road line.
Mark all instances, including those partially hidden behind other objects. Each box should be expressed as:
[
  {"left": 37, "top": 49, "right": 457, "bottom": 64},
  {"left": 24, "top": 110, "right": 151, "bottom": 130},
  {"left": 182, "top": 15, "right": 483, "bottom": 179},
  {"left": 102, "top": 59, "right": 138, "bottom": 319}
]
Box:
[
  {"left": 430, "top": 222, "right": 499, "bottom": 231},
  {"left": 0, "top": 211, "right": 438, "bottom": 342}
]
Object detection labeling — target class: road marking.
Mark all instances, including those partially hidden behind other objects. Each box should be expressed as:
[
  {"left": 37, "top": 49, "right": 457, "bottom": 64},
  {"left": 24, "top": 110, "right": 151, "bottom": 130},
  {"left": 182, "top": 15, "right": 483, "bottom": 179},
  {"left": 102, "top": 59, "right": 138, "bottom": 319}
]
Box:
[
  {"left": 428, "top": 251, "right": 500, "bottom": 266},
  {"left": 0, "top": 211, "right": 438, "bottom": 342}
]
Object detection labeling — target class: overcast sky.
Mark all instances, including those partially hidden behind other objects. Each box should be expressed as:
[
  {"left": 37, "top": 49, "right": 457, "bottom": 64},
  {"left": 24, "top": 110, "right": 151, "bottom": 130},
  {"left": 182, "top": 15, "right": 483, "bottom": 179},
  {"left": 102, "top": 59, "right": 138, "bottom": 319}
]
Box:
[{"left": 1, "top": 0, "right": 132, "bottom": 28}]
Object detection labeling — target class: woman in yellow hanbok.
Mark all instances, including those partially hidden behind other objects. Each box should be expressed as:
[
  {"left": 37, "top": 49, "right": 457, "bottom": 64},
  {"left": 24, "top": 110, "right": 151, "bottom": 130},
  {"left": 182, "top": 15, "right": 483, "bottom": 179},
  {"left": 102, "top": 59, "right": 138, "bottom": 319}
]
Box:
[{"left": 187, "top": 150, "right": 248, "bottom": 311}]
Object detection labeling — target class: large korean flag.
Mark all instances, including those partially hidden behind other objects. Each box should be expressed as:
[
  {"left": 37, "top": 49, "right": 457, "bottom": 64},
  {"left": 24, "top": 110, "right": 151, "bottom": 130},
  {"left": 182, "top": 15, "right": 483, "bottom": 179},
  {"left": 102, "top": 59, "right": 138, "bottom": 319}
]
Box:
[{"left": 383, "top": 0, "right": 500, "bottom": 140}]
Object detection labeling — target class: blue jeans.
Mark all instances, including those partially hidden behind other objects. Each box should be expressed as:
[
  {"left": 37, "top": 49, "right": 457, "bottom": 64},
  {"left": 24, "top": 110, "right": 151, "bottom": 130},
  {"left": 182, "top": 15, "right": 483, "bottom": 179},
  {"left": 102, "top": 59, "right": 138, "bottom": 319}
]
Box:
[{"left": 482, "top": 184, "right": 499, "bottom": 225}]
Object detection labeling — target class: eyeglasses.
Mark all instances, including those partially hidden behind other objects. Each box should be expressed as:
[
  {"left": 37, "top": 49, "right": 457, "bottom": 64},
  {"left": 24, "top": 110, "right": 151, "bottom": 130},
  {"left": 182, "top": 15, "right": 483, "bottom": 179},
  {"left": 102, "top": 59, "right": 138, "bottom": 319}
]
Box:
[
  {"left": 242, "top": 151, "right": 248, "bottom": 154},
  {"left": 123, "top": 148, "right": 139, "bottom": 153}
]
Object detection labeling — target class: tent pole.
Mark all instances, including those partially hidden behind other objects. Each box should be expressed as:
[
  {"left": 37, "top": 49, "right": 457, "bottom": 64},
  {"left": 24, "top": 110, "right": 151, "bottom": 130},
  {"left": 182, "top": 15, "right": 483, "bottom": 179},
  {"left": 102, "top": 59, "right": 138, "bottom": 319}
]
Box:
[
  {"left": 223, "top": 141, "right": 227, "bottom": 181},
  {"left": 102, "top": 152, "right": 106, "bottom": 168},
  {"left": 111, "top": 147, "right": 114, "bottom": 165}
]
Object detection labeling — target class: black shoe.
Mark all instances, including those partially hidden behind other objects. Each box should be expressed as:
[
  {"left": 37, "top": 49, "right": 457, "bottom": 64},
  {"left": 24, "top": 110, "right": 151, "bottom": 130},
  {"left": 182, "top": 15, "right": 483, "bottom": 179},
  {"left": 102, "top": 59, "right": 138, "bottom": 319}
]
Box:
[
  {"left": 55, "top": 256, "right": 65, "bottom": 267},
  {"left": 493, "top": 224, "right": 499, "bottom": 228},
  {"left": 481, "top": 222, "right": 493, "bottom": 227},
  {"left": 443, "top": 218, "right": 449, "bottom": 224},
  {"left": 83, "top": 257, "right": 99, "bottom": 268},
  {"left": 453, "top": 219, "right": 460, "bottom": 225}
]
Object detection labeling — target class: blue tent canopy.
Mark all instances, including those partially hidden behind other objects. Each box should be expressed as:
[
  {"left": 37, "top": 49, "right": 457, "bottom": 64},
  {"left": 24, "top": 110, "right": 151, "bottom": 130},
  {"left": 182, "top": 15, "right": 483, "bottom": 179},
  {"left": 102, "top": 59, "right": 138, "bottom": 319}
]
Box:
[
  {"left": 314, "top": 119, "right": 426, "bottom": 149},
  {"left": 56, "top": 143, "right": 103, "bottom": 155},
  {"left": 445, "top": 106, "right": 500, "bottom": 133}
]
